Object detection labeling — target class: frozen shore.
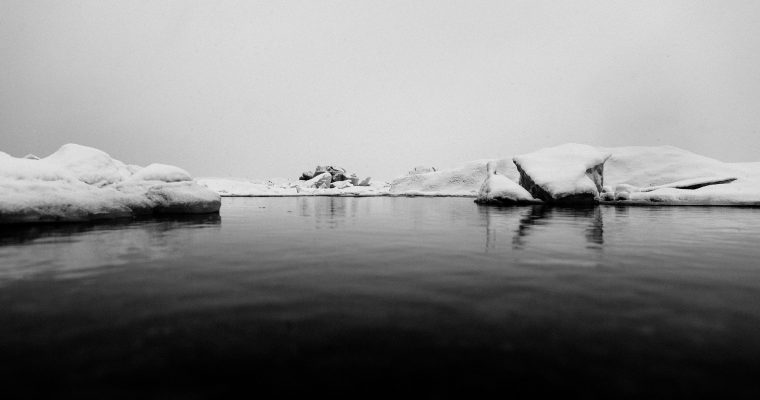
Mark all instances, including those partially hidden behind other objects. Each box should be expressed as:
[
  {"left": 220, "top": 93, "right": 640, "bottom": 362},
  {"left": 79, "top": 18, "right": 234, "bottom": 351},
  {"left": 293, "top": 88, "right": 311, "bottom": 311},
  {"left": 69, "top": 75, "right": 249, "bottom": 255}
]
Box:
[
  {"left": 4, "top": 143, "right": 758, "bottom": 224},
  {"left": 0, "top": 144, "right": 221, "bottom": 224},
  {"left": 199, "top": 145, "right": 760, "bottom": 206}
]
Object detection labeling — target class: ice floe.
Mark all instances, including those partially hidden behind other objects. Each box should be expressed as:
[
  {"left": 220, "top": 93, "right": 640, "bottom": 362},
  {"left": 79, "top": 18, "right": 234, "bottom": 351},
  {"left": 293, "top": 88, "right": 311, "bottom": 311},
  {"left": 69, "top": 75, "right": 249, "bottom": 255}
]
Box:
[
  {"left": 389, "top": 159, "right": 519, "bottom": 196},
  {"left": 0, "top": 144, "right": 220, "bottom": 223},
  {"left": 195, "top": 144, "right": 760, "bottom": 206}
]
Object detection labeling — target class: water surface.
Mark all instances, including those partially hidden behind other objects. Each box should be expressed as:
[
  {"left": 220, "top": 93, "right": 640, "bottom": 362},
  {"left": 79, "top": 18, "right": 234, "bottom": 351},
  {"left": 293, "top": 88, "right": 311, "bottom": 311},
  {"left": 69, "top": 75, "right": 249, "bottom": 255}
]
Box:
[{"left": 1, "top": 197, "right": 759, "bottom": 398}]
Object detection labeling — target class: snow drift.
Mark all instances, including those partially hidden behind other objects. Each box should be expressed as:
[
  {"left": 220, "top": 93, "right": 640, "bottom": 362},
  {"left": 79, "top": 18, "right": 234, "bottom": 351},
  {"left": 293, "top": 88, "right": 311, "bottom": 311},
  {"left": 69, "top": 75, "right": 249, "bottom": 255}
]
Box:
[{"left": 0, "top": 144, "right": 221, "bottom": 223}]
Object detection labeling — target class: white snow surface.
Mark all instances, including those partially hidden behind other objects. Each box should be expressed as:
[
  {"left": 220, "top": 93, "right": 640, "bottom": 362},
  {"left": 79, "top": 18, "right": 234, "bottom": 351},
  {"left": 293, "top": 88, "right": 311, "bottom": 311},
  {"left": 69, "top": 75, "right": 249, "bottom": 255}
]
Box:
[
  {"left": 0, "top": 144, "right": 220, "bottom": 223},
  {"left": 389, "top": 159, "right": 519, "bottom": 196},
  {"left": 600, "top": 145, "right": 740, "bottom": 188},
  {"left": 513, "top": 143, "right": 610, "bottom": 199},
  {"left": 194, "top": 144, "right": 760, "bottom": 206},
  {"left": 601, "top": 146, "right": 760, "bottom": 205},
  {"left": 638, "top": 176, "right": 736, "bottom": 192},
  {"left": 299, "top": 172, "right": 333, "bottom": 189},
  {"left": 43, "top": 143, "right": 133, "bottom": 186},
  {"left": 128, "top": 163, "right": 193, "bottom": 183},
  {"left": 197, "top": 177, "right": 390, "bottom": 197}
]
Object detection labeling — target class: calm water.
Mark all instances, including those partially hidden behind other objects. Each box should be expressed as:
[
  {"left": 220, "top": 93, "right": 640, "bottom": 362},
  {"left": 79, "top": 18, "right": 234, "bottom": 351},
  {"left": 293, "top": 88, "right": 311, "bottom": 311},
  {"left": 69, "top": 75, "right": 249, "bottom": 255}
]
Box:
[{"left": 1, "top": 197, "right": 760, "bottom": 398}]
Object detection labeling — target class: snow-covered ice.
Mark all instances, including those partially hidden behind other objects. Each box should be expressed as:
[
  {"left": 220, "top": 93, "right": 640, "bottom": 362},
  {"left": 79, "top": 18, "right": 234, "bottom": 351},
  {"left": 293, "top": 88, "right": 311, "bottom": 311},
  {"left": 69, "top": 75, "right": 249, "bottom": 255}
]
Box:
[
  {"left": 194, "top": 144, "right": 760, "bottom": 206},
  {"left": 197, "top": 177, "right": 390, "bottom": 197},
  {"left": 601, "top": 145, "right": 740, "bottom": 189},
  {"left": 299, "top": 172, "right": 333, "bottom": 189},
  {"left": 513, "top": 144, "right": 611, "bottom": 203},
  {"left": 0, "top": 144, "right": 220, "bottom": 223},
  {"left": 601, "top": 146, "right": 760, "bottom": 206},
  {"left": 128, "top": 163, "right": 193, "bottom": 183},
  {"left": 475, "top": 162, "right": 539, "bottom": 205},
  {"left": 637, "top": 176, "right": 736, "bottom": 192},
  {"left": 389, "top": 159, "right": 519, "bottom": 196}
]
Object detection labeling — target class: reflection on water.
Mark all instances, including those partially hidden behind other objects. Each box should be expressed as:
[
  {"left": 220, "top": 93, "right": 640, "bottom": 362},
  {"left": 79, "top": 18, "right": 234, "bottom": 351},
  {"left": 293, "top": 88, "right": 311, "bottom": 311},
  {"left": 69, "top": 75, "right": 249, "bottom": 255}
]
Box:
[
  {"left": 0, "top": 214, "right": 221, "bottom": 280},
  {"left": 2, "top": 198, "right": 760, "bottom": 397},
  {"left": 479, "top": 205, "right": 604, "bottom": 251},
  {"left": 299, "top": 197, "right": 357, "bottom": 230}
]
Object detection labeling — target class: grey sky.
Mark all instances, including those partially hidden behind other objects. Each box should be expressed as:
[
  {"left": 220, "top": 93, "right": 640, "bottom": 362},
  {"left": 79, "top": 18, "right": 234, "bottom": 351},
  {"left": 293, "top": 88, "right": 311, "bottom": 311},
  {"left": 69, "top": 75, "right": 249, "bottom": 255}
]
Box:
[{"left": 2, "top": 0, "right": 759, "bottom": 180}]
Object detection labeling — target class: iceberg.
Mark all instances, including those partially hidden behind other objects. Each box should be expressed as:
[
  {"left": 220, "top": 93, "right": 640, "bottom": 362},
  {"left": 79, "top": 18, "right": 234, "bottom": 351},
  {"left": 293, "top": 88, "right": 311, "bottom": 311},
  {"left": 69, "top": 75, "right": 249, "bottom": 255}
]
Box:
[
  {"left": 389, "top": 159, "right": 519, "bottom": 196},
  {"left": 193, "top": 143, "right": 760, "bottom": 206},
  {"left": 0, "top": 144, "right": 221, "bottom": 224},
  {"left": 513, "top": 144, "right": 611, "bottom": 203},
  {"left": 601, "top": 146, "right": 760, "bottom": 206},
  {"left": 475, "top": 162, "right": 539, "bottom": 205},
  {"left": 298, "top": 172, "right": 333, "bottom": 189}
]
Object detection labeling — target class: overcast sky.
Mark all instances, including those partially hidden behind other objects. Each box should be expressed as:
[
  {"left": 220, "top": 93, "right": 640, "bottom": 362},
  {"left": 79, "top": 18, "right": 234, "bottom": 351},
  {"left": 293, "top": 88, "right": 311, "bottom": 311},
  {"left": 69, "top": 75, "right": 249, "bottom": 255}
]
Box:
[{"left": 2, "top": 0, "right": 759, "bottom": 180}]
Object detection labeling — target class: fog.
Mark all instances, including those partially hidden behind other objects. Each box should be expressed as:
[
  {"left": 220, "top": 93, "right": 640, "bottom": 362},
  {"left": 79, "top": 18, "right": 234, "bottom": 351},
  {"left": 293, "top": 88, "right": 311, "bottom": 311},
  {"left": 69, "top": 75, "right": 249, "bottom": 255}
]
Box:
[{"left": 2, "top": 0, "right": 759, "bottom": 180}]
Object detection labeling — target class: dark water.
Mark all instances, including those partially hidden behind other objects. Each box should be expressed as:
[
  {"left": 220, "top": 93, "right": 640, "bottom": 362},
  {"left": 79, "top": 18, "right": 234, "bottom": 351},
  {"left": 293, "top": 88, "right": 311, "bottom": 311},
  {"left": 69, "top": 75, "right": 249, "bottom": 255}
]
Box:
[{"left": 1, "top": 197, "right": 760, "bottom": 398}]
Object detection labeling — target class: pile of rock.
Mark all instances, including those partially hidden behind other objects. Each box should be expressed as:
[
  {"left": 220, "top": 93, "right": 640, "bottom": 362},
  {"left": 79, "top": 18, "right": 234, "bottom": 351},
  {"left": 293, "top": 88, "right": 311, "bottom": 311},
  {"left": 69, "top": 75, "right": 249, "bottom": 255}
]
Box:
[{"left": 298, "top": 165, "right": 371, "bottom": 189}]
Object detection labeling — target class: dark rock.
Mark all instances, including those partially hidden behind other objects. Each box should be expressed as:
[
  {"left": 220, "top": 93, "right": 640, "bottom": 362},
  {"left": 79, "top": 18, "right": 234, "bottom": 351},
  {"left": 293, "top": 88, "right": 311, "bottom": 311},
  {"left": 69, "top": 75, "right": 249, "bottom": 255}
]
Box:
[{"left": 331, "top": 172, "right": 349, "bottom": 182}]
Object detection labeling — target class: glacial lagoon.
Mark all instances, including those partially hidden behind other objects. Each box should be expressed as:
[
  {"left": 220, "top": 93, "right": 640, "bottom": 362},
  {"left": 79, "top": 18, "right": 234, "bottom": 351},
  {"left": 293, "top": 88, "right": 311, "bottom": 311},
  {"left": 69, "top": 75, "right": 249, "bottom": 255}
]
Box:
[{"left": 1, "top": 197, "right": 760, "bottom": 397}]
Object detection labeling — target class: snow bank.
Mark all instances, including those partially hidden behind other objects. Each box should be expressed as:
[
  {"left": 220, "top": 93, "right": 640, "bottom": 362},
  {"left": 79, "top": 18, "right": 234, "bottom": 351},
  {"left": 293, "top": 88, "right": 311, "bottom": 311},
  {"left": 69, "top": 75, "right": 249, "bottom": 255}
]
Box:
[
  {"left": 0, "top": 144, "right": 220, "bottom": 223},
  {"left": 513, "top": 144, "right": 610, "bottom": 203},
  {"left": 389, "top": 159, "right": 519, "bottom": 196}
]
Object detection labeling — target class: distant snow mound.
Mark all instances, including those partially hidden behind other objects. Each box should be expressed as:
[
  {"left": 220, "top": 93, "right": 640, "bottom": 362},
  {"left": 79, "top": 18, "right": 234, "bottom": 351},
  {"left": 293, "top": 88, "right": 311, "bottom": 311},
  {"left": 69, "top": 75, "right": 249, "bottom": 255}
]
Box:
[{"left": 390, "top": 159, "right": 518, "bottom": 196}]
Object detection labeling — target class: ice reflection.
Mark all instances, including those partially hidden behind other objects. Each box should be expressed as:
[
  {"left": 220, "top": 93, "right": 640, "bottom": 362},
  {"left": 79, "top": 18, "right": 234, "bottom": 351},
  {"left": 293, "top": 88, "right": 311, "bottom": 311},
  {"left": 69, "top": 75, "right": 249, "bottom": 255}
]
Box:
[
  {"left": 479, "top": 205, "right": 604, "bottom": 251},
  {"left": 298, "top": 197, "right": 355, "bottom": 229},
  {"left": 0, "top": 215, "right": 221, "bottom": 281}
]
